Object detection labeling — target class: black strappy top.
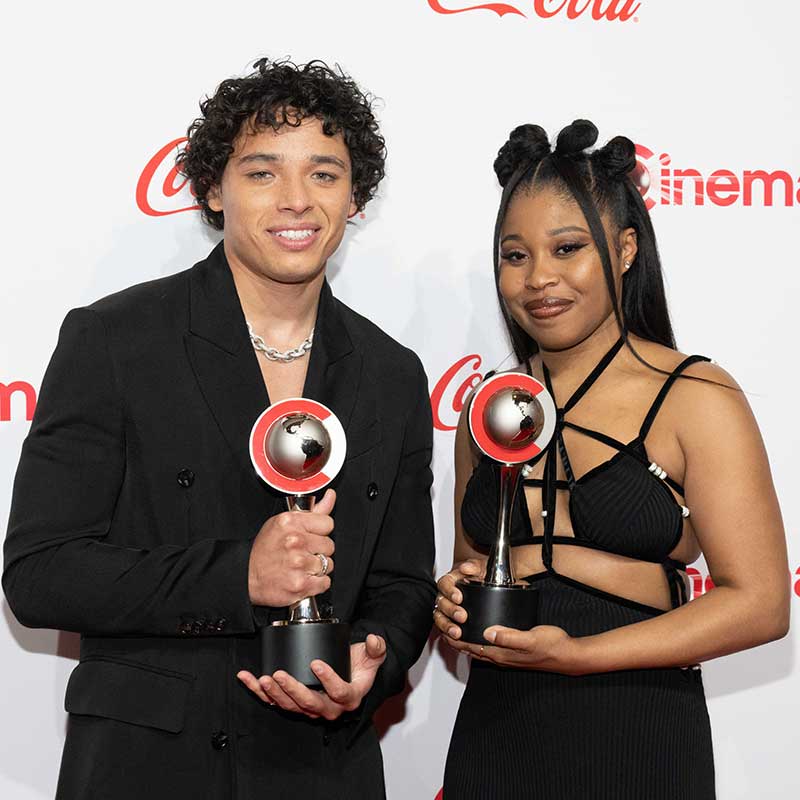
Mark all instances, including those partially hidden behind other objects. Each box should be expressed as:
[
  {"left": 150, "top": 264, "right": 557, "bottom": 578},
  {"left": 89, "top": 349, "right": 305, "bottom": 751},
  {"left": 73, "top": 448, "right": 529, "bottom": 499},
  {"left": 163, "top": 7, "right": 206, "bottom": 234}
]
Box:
[{"left": 461, "top": 339, "right": 710, "bottom": 607}]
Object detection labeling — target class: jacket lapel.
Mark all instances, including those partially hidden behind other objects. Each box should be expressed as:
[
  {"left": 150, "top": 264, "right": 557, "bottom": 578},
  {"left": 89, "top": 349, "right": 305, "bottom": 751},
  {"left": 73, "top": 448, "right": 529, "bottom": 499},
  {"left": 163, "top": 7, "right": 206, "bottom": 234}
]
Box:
[{"left": 185, "top": 242, "right": 271, "bottom": 492}]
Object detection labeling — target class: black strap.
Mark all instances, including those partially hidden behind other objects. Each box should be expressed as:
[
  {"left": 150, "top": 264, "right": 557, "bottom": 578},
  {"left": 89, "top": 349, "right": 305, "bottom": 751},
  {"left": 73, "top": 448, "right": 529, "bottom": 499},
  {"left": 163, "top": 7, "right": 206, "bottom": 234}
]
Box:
[
  {"left": 663, "top": 562, "right": 688, "bottom": 608},
  {"left": 541, "top": 439, "right": 558, "bottom": 571},
  {"left": 564, "top": 421, "right": 686, "bottom": 496},
  {"left": 543, "top": 337, "right": 624, "bottom": 414},
  {"left": 522, "top": 477, "right": 571, "bottom": 490},
  {"left": 639, "top": 355, "right": 711, "bottom": 439}
]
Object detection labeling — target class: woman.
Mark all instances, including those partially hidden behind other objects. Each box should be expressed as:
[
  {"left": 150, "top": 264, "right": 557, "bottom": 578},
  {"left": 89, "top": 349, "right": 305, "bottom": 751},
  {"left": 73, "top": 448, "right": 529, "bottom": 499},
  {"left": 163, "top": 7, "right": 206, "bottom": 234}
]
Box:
[{"left": 434, "top": 120, "right": 789, "bottom": 799}]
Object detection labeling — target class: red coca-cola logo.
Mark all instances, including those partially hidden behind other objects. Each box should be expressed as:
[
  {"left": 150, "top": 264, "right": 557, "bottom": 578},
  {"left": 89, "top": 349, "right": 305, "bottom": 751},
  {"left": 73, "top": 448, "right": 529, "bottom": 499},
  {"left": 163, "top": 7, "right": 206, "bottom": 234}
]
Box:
[
  {"left": 430, "top": 355, "right": 484, "bottom": 431},
  {"left": 136, "top": 137, "right": 200, "bottom": 217},
  {"left": 429, "top": 0, "right": 640, "bottom": 21},
  {"left": 0, "top": 381, "right": 37, "bottom": 422},
  {"left": 633, "top": 144, "right": 800, "bottom": 209}
]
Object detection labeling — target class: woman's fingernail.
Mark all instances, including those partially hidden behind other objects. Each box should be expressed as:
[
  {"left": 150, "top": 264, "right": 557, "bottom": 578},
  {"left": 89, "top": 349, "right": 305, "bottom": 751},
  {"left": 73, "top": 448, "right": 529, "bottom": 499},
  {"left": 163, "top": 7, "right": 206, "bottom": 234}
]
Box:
[
  {"left": 485, "top": 629, "right": 497, "bottom": 643},
  {"left": 448, "top": 627, "right": 459, "bottom": 638}
]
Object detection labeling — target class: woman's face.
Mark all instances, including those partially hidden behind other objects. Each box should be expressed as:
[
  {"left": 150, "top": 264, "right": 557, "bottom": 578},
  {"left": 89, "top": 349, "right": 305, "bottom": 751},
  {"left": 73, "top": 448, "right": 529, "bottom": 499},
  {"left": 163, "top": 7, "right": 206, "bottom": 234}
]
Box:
[{"left": 498, "top": 184, "right": 636, "bottom": 353}]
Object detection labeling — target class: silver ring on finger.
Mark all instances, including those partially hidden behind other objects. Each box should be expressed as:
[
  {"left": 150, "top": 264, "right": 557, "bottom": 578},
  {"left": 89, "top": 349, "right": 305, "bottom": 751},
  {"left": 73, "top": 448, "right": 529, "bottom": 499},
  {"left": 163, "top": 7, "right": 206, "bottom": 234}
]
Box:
[{"left": 313, "top": 552, "right": 329, "bottom": 578}]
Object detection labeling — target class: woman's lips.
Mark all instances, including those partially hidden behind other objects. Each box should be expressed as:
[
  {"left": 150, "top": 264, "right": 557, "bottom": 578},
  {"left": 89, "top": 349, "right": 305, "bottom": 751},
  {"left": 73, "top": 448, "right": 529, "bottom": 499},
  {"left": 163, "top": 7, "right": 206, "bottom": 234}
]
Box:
[{"left": 524, "top": 298, "right": 574, "bottom": 319}]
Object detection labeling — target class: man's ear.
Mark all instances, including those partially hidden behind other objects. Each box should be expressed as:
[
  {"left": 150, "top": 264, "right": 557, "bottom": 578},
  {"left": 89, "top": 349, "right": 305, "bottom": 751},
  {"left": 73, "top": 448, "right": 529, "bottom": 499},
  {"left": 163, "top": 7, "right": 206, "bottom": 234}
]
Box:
[
  {"left": 207, "top": 184, "right": 223, "bottom": 213},
  {"left": 348, "top": 191, "right": 358, "bottom": 219}
]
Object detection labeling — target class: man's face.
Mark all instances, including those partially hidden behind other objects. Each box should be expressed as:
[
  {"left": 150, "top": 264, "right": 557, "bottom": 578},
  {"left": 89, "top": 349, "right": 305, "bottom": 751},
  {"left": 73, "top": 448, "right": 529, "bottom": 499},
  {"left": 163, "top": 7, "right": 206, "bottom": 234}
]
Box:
[{"left": 208, "top": 114, "right": 357, "bottom": 284}]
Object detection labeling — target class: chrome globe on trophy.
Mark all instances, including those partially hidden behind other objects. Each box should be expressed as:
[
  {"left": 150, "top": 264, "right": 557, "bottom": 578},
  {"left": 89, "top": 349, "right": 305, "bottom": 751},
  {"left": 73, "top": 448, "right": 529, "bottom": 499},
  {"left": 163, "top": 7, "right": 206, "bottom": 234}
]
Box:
[
  {"left": 249, "top": 398, "right": 350, "bottom": 687},
  {"left": 458, "top": 372, "right": 556, "bottom": 644}
]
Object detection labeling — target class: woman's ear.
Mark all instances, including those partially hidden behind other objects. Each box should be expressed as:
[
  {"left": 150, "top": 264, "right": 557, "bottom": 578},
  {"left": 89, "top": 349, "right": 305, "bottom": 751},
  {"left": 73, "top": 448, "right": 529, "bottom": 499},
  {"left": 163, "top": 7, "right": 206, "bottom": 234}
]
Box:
[{"left": 620, "top": 227, "right": 638, "bottom": 270}]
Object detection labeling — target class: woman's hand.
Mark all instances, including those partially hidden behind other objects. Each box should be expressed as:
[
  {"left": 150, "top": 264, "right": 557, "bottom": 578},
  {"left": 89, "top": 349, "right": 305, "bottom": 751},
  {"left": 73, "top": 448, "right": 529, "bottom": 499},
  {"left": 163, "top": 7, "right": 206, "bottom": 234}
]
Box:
[
  {"left": 433, "top": 558, "right": 486, "bottom": 640},
  {"left": 446, "top": 623, "right": 586, "bottom": 676}
]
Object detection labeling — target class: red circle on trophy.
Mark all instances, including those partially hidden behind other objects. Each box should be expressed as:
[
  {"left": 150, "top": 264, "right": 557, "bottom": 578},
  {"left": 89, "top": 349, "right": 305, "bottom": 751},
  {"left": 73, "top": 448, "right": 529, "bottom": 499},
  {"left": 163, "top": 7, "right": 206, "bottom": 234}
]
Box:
[
  {"left": 250, "top": 398, "right": 346, "bottom": 495},
  {"left": 468, "top": 372, "right": 556, "bottom": 464}
]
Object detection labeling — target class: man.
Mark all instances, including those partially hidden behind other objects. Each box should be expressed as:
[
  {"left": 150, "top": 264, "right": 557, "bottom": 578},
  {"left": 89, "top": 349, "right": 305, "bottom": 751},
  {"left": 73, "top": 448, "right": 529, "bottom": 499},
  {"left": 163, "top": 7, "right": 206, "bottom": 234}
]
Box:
[{"left": 3, "top": 58, "right": 435, "bottom": 799}]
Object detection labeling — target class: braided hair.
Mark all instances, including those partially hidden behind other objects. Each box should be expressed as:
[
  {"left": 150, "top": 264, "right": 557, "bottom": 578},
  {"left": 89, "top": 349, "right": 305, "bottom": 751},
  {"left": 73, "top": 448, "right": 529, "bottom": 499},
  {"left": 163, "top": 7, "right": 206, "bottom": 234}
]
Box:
[{"left": 492, "top": 119, "right": 676, "bottom": 366}]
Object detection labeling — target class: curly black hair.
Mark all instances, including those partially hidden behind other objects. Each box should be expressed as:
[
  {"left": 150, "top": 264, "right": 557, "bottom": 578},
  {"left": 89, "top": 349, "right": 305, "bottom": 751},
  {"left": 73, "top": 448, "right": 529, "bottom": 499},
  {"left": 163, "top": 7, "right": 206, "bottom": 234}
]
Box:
[{"left": 177, "top": 57, "right": 386, "bottom": 230}]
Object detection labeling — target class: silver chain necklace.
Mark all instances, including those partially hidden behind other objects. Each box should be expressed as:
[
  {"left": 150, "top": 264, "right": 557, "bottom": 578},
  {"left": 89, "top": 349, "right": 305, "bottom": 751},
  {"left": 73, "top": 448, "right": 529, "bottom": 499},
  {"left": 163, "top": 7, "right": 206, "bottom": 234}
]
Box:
[{"left": 247, "top": 322, "right": 314, "bottom": 363}]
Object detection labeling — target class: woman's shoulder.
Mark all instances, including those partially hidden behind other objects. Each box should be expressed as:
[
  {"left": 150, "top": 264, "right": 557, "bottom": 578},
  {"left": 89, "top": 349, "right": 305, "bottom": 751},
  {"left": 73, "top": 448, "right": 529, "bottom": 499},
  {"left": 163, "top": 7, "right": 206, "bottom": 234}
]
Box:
[{"left": 631, "top": 339, "right": 748, "bottom": 433}]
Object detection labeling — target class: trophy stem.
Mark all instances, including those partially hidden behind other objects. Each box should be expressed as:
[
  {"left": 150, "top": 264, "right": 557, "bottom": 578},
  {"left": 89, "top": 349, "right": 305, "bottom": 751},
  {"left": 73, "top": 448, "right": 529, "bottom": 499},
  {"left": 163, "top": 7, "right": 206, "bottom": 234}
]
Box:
[
  {"left": 285, "top": 494, "right": 323, "bottom": 622},
  {"left": 484, "top": 464, "right": 521, "bottom": 586}
]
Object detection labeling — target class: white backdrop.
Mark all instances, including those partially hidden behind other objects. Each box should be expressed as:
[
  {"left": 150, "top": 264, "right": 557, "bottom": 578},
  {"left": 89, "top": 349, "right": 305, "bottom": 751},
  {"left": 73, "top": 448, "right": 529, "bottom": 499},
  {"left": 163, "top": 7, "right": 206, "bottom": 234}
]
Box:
[{"left": 1, "top": 2, "right": 798, "bottom": 798}]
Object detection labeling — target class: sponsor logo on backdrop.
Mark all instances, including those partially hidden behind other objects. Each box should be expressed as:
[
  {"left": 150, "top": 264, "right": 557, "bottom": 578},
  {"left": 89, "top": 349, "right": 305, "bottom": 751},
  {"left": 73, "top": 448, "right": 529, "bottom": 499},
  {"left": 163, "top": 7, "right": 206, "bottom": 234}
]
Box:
[
  {"left": 136, "top": 137, "right": 199, "bottom": 217},
  {"left": 633, "top": 144, "right": 800, "bottom": 210},
  {"left": 0, "top": 381, "right": 37, "bottom": 422},
  {"left": 430, "top": 354, "right": 485, "bottom": 431},
  {"left": 428, "top": 0, "right": 640, "bottom": 21}
]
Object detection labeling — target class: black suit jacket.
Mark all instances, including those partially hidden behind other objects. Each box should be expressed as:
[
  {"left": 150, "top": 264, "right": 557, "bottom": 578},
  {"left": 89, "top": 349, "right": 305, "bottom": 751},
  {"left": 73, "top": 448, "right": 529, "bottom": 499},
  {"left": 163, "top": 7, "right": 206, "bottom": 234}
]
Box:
[{"left": 3, "top": 243, "right": 436, "bottom": 800}]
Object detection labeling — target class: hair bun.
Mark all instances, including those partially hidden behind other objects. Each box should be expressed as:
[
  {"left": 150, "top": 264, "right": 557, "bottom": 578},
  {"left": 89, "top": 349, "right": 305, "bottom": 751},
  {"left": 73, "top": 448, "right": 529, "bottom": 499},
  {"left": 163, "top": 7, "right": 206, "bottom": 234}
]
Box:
[
  {"left": 594, "top": 135, "right": 637, "bottom": 178},
  {"left": 493, "top": 124, "right": 551, "bottom": 187},
  {"left": 554, "top": 119, "right": 598, "bottom": 156}
]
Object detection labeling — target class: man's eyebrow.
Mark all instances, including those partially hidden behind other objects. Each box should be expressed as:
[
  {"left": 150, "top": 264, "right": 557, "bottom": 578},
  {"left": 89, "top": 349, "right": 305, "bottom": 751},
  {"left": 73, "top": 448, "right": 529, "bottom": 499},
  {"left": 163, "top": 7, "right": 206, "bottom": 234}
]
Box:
[
  {"left": 310, "top": 155, "right": 347, "bottom": 170},
  {"left": 236, "top": 153, "right": 348, "bottom": 170},
  {"left": 237, "top": 152, "right": 281, "bottom": 165}
]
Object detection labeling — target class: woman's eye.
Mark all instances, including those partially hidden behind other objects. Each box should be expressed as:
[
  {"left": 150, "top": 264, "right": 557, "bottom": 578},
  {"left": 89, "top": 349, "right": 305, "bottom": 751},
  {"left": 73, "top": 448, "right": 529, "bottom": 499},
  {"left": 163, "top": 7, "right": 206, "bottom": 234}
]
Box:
[
  {"left": 500, "top": 250, "right": 527, "bottom": 263},
  {"left": 555, "top": 242, "right": 586, "bottom": 256}
]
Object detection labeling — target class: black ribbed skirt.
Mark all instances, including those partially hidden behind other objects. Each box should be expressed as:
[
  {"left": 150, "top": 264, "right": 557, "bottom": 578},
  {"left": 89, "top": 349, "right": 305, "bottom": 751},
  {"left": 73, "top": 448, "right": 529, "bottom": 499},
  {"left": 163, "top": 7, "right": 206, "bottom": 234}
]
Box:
[{"left": 443, "top": 575, "right": 715, "bottom": 799}]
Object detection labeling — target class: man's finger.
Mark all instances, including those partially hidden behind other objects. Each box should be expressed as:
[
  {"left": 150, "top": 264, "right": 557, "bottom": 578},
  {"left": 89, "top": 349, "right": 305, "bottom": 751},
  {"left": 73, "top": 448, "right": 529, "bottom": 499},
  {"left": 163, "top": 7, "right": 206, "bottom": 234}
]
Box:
[
  {"left": 272, "top": 671, "right": 327, "bottom": 716},
  {"left": 310, "top": 660, "right": 354, "bottom": 706},
  {"left": 237, "top": 671, "right": 274, "bottom": 704},
  {"left": 311, "top": 488, "right": 336, "bottom": 515},
  {"left": 259, "top": 675, "right": 307, "bottom": 715},
  {"left": 364, "top": 633, "right": 386, "bottom": 661}
]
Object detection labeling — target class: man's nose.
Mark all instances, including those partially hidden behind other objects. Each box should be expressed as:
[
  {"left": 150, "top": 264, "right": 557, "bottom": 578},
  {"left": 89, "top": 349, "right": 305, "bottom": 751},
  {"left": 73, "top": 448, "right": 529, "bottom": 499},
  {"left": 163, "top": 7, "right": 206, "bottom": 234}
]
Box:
[{"left": 278, "top": 175, "right": 313, "bottom": 215}]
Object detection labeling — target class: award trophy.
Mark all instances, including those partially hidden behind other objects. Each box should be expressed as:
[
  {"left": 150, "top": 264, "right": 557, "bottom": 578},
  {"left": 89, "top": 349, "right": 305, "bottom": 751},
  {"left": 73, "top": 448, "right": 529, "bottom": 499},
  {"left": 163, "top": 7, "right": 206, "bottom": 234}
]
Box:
[
  {"left": 458, "top": 372, "right": 556, "bottom": 644},
  {"left": 249, "top": 398, "right": 351, "bottom": 688}
]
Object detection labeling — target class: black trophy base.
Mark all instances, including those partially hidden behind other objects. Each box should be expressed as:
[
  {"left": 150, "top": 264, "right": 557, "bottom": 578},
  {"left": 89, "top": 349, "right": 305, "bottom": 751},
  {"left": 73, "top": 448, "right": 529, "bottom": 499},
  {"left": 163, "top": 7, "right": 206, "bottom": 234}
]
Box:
[
  {"left": 457, "top": 579, "right": 539, "bottom": 645},
  {"left": 261, "top": 619, "right": 351, "bottom": 688}
]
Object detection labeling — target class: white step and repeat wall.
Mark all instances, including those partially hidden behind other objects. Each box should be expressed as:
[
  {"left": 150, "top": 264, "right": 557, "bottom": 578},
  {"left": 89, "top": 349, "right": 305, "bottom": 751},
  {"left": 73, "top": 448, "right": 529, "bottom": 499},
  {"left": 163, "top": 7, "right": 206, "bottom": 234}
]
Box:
[{"left": 1, "top": 2, "right": 798, "bottom": 797}]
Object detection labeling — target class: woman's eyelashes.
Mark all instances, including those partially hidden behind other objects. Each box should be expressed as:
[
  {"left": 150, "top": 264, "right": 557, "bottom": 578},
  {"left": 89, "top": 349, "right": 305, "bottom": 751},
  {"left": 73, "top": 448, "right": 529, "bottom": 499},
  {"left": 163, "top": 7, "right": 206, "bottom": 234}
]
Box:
[
  {"left": 555, "top": 241, "right": 588, "bottom": 256},
  {"left": 500, "top": 241, "right": 588, "bottom": 263}
]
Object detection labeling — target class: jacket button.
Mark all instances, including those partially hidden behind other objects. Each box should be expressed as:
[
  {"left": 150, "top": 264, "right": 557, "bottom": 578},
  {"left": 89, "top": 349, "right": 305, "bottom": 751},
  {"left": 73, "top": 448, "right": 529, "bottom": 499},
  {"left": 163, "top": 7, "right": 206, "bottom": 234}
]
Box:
[
  {"left": 322, "top": 732, "right": 331, "bottom": 746},
  {"left": 366, "top": 482, "right": 379, "bottom": 500},
  {"left": 211, "top": 730, "right": 229, "bottom": 751},
  {"left": 177, "top": 469, "right": 195, "bottom": 488}
]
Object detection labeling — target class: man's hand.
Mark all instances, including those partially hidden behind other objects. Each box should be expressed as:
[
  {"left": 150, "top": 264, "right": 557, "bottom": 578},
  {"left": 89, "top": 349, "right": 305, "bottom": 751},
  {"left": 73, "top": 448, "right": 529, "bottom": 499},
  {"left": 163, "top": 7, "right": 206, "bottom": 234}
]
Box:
[
  {"left": 248, "top": 488, "right": 336, "bottom": 607},
  {"left": 236, "top": 633, "right": 387, "bottom": 721}
]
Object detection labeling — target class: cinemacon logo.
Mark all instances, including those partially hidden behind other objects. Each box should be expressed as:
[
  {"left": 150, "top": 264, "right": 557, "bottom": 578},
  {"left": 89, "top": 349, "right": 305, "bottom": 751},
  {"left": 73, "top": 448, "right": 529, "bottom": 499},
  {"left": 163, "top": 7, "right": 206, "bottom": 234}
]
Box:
[
  {"left": 137, "top": 138, "right": 800, "bottom": 217},
  {"left": 428, "top": 0, "right": 640, "bottom": 19}
]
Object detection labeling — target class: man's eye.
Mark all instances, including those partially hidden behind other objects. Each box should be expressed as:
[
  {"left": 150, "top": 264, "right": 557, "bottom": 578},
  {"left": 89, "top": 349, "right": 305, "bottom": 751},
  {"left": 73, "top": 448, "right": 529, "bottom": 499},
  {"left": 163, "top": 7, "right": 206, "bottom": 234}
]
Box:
[
  {"left": 248, "top": 171, "right": 273, "bottom": 180},
  {"left": 313, "top": 172, "right": 337, "bottom": 182}
]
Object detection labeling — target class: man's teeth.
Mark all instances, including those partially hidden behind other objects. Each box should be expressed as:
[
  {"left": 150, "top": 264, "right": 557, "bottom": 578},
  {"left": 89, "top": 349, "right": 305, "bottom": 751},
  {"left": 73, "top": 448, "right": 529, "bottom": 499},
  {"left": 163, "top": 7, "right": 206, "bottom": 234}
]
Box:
[{"left": 274, "top": 229, "right": 315, "bottom": 240}]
